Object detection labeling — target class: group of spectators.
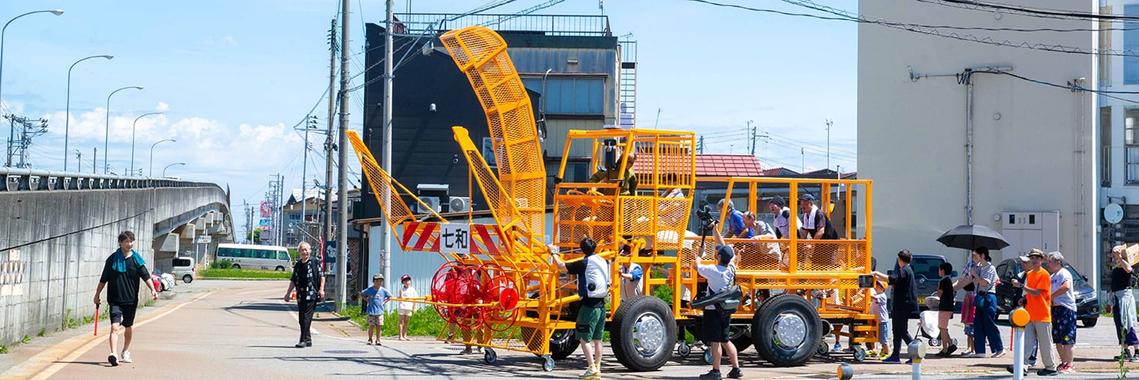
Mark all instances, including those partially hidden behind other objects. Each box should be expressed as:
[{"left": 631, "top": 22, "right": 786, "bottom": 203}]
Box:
[{"left": 865, "top": 246, "right": 1103, "bottom": 376}]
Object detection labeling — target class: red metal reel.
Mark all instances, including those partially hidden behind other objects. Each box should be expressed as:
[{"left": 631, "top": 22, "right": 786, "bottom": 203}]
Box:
[
  {"left": 430, "top": 262, "right": 460, "bottom": 323},
  {"left": 480, "top": 274, "right": 521, "bottom": 332}
]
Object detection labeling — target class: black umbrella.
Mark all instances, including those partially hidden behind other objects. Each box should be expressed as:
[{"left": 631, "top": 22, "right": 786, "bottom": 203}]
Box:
[{"left": 936, "top": 224, "right": 1010, "bottom": 250}]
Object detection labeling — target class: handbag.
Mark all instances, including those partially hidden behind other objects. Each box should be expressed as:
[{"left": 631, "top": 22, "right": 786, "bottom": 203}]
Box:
[{"left": 1127, "top": 327, "right": 1139, "bottom": 346}]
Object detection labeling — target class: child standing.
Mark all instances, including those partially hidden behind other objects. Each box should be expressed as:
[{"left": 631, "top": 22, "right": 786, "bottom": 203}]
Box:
[
  {"left": 870, "top": 280, "right": 891, "bottom": 360},
  {"left": 397, "top": 274, "right": 418, "bottom": 341},
  {"left": 361, "top": 274, "right": 392, "bottom": 346},
  {"left": 936, "top": 262, "right": 957, "bottom": 356}
]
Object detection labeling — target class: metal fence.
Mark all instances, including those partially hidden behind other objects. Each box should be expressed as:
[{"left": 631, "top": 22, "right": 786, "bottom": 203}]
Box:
[
  {"left": 396, "top": 13, "right": 610, "bottom": 36},
  {"left": 0, "top": 168, "right": 217, "bottom": 192}
]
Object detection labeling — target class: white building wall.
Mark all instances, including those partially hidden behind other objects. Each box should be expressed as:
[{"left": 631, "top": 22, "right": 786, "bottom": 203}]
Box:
[{"left": 858, "top": 1, "right": 1097, "bottom": 287}]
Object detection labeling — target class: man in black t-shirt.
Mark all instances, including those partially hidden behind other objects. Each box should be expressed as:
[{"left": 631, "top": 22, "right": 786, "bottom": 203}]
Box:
[
  {"left": 284, "top": 242, "right": 324, "bottom": 348},
  {"left": 93, "top": 231, "right": 158, "bottom": 367},
  {"left": 553, "top": 237, "right": 609, "bottom": 379},
  {"left": 872, "top": 250, "right": 919, "bottom": 364}
]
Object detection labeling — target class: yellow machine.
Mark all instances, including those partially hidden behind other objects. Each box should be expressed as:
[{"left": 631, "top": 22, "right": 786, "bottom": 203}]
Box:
[{"left": 346, "top": 25, "right": 877, "bottom": 372}]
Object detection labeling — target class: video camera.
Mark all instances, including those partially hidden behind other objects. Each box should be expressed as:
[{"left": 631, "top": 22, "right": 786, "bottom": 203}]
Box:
[{"left": 696, "top": 204, "right": 716, "bottom": 234}]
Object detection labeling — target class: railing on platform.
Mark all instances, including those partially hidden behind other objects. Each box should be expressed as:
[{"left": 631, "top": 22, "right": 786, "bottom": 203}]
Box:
[
  {"left": 0, "top": 168, "right": 216, "bottom": 192},
  {"left": 396, "top": 13, "right": 611, "bottom": 36}
]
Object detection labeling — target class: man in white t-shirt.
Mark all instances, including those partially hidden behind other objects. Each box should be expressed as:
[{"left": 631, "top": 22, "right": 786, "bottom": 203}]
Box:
[
  {"left": 619, "top": 262, "right": 643, "bottom": 302},
  {"left": 766, "top": 196, "right": 800, "bottom": 239},
  {"left": 692, "top": 230, "right": 741, "bottom": 379},
  {"left": 1046, "top": 251, "right": 1077, "bottom": 373}
]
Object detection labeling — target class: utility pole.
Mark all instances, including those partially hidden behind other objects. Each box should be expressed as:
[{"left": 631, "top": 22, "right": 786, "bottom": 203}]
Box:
[
  {"left": 381, "top": 0, "right": 395, "bottom": 293},
  {"left": 92, "top": 147, "right": 96, "bottom": 174},
  {"left": 801, "top": 147, "right": 805, "bottom": 173},
  {"left": 4, "top": 115, "right": 47, "bottom": 168},
  {"left": 336, "top": 0, "right": 353, "bottom": 309},
  {"left": 323, "top": 18, "right": 337, "bottom": 273},
  {"left": 747, "top": 120, "right": 755, "bottom": 156},
  {"left": 74, "top": 149, "right": 81, "bottom": 173},
  {"left": 697, "top": 136, "right": 704, "bottom": 154},
  {"left": 825, "top": 119, "right": 832, "bottom": 171},
  {"left": 298, "top": 116, "right": 317, "bottom": 246}
]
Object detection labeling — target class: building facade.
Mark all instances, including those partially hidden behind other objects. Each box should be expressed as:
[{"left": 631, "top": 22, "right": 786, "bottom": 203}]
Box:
[
  {"left": 1099, "top": 1, "right": 1139, "bottom": 283},
  {"left": 858, "top": 1, "right": 1099, "bottom": 288}
]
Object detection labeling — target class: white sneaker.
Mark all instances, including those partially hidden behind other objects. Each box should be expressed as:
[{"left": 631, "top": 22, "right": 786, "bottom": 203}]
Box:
[{"left": 121, "top": 351, "right": 132, "bottom": 363}]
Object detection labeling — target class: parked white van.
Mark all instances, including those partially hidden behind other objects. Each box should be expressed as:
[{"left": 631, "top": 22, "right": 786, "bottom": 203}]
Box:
[
  {"left": 172, "top": 256, "right": 196, "bottom": 283},
  {"left": 216, "top": 243, "right": 292, "bottom": 271}
]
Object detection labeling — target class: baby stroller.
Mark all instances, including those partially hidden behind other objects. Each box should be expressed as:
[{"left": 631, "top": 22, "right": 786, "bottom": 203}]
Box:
[{"left": 917, "top": 296, "right": 958, "bottom": 348}]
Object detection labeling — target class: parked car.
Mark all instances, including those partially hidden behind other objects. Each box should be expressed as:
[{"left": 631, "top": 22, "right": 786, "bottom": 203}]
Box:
[
  {"left": 888, "top": 254, "right": 956, "bottom": 317},
  {"left": 173, "top": 256, "right": 196, "bottom": 284},
  {"left": 994, "top": 258, "right": 1100, "bottom": 327}
]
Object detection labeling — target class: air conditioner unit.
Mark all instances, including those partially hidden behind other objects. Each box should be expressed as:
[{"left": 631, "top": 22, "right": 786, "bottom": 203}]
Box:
[
  {"left": 419, "top": 196, "right": 442, "bottom": 213},
  {"left": 450, "top": 197, "right": 471, "bottom": 213}
]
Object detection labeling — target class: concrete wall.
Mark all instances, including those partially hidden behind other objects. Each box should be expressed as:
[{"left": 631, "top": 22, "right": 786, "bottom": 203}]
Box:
[
  {"left": 857, "top": 1, "right": 1097, "bottom": 285},
  {"left": 0, "top": 186, "right": 230, "bottom": 346}
]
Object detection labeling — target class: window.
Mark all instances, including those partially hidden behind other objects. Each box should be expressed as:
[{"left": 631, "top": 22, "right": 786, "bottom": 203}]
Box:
[
  {"left": 522, "top": 77, "right": 605, "bottom": 115},
  {"left": 1126, "top": 108, "right": 1139, "bottom": 184},
  {"left": 173, "top": 258, "right": 191, "bottom": 267},
  {"left": 1126, "top": 5, "right": 1139, "bottom": 84},
  {"left": 278, "top": 252, "right": 290, "bottom": 261},
  {"left": 1103, "top": 106, "right": 1113, "bottom": 187}
]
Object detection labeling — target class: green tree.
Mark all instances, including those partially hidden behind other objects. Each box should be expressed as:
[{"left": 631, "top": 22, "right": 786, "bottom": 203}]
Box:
[{"left": 252, "top": 229, "right": 262, "bottom": 244}]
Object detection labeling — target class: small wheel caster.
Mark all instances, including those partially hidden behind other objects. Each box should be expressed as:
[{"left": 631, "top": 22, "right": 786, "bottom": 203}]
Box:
[
  {"left": 677, "top": 341, "right": 692, "bottom": 358},
  {"left": 484, "top": 348, "right": 497, "bottom": 364},
  {"left": 542, "top": 355, "right": 555, "bottom": 372}
]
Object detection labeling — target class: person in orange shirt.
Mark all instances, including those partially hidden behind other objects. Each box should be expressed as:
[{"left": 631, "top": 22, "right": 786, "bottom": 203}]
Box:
[{"left": 1021, "top": 249, "right": 1059, "bottom": 377}]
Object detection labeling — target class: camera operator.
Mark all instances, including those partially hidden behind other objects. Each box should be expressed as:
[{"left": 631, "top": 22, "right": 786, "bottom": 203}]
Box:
[{"left": 691, "top": 215, "right": 742, "bottom": 379}]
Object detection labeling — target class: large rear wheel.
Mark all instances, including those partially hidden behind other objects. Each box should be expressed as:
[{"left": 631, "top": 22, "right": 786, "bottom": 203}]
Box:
[
  {"left": 751, "top": 294, "right": 822, "bottom": 367},
  {"left": 610, "top": 296, "right": 677, "bottom": 371}
]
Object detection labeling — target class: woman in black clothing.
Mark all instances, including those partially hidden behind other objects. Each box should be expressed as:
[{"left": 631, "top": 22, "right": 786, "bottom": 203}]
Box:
[{"left": 1108, "top": 245, "right": 1139, "bottom": 361}]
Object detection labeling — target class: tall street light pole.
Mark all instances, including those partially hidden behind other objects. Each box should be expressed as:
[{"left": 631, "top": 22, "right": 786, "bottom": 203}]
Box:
[
  {"left": 0, "top": 9, "right": 64, "bottom": 109},
  {"left": 130, "top": 112, "right": 164, "bottom": 176},
  {"left": 104, "top": 86, "right": 143, "bottom": 174},
  {"left": 162, "top": 162, "right": 185, "bottom": 178},
  {"left": 64, "top": 54, "right": 112, "bottom": 172},
  {"left": 149, "top": 138, "right": 175, "bottom": 177}
]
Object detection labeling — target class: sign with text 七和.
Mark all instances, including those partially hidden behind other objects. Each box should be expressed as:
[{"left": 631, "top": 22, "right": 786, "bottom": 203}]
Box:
[{"left": 440, "top": 223, "right": 470, "bottom": 255}]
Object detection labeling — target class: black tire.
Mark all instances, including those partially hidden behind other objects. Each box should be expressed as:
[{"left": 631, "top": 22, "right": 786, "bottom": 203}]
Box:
[
  {"left": 275, "top": 266, "right": 286, "bottom": 271},
  {"left": 751, "top": 294, "right": 822, "bottom": 367},
  {"left": 182, "top": 274, "right": 193, "bottom": 284},
  {"left": 1081, "top": 318, "right": 1098, "bottom": 328},
  {"left": 231, "top": 264, "right": 241, "bottom": 270},
  {"left": 550, "top": 329, "right": 579, "bottom": 360},
  {"left": 610, "top": 296, "right": 678, "bottom": 371},
  {"left": 729, "top": 326, "right": 752, "bottom": 353}
]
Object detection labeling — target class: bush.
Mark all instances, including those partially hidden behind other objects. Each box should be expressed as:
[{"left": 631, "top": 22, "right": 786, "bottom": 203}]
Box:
[
  {"left": 200, "top": 268, "right": 290, "bottom": 279},
  {"left": 210, "top": 260, "right": 233, "bottom": 269}
]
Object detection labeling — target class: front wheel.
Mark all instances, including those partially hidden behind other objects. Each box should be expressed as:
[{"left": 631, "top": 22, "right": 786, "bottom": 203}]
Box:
[
  {"left": 1081, "top": 318, "right": 1098, "bottom": 327},
  {"left": 231, "top": 264, "right": 241, "bottom": 270},
  {"left": 182, "top": 274, "right": 193, "bottom": 284},
  {"left": 752, "top": 294, "right": 822, "bottom": 367},
  {"left": 610, "top": 296, "right": 678, "bottom": 371}
]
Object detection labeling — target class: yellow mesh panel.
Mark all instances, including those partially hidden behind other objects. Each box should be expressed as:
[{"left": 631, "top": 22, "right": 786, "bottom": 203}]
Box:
[
  {"left": 345, "top": 130, "right": 418, "bottom": 228},
  {"left": 441, "top": 26, "right": 546, "bottom": 239}
]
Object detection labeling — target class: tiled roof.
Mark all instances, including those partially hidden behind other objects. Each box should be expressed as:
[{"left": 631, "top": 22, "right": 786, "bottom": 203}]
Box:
[
  {"left": 693, "top": 154, "right": 763, "bottom": 178},
  {"left": 762, "top": 167, "right": 800, "bottom": 177}
]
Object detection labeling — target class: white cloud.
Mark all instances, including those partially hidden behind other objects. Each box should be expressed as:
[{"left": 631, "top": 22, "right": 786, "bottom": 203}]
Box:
[{"left": 222, "top": 35, "right": 239, "bottom": 47}]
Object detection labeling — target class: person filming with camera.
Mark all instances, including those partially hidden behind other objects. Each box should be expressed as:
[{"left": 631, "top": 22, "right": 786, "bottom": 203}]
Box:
[{"left": 690, "top": 212, "right": 742, "bottom": 379}]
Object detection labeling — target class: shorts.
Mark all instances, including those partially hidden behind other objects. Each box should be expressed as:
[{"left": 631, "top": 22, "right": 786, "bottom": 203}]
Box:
[
  {"left": 964, "top": 325, "right": 974, "bottom": 337},
  {"left": 575, "top": 304, "right": 606, "bottom": 341},
  {"left": 1051, "top": 306, "right": 1077, "bottom": 345},
  {"left": 702, "top": 308, "right": 732, "bottom": 343},
  {"left": 109, "top": 304, "right": 138, "bottom": 328},
  {"left": 398, "top": 309, "right": 413, "bottom": 317},
  {"left": 960, "top": 293, "right": 975, "bottom": 324},
  {"left": 878, "top": 321, "right": 891, "bottom": 344},
  {"left": 938, "top": 311, "right": 953, "bottom": 329},
  {"left": 367, "top": 314, "right": 384, "bottom": 327}
]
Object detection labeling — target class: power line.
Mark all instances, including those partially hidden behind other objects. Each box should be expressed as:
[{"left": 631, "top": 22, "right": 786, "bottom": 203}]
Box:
[
  {"left": 922, "top": 0, "right": 1139, "bottom": 22},
  {"left": 684, "top": 0, "right": 1139, "bottom": 58}
]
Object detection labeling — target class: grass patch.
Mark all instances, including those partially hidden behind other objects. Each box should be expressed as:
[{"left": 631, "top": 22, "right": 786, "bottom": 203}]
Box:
[
  {"left": 37, "top": 328, "right": 45, "bottom": 337},
  {"left": 339, "top": 305, "right": 447, "bottom": 337},
  {"left": 200, "top": 268, "right": 291, "bottom": 279},
  {"left": 210, "top": 259, "right": 234, "bottom": 269},
  {"left": 0, "top": 345, "right": 7, "bottom": 354},
  {"left": 20, "top": 336, "right": 30, "bottom": 344}
]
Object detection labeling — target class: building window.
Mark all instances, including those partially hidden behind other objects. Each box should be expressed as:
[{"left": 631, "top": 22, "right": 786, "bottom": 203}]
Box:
[
  {"left": 1103, "top": 106, "right": 1112, "bottom": 187},
  {"left": 1126, "top": 108, "right": 1139, "bottom": 184},
  {"left": 522, "top": 77, "right": 605, "bottom": 115},
  {"left": 1126, "top": 5, "right": 1139, "bottom": 84}
]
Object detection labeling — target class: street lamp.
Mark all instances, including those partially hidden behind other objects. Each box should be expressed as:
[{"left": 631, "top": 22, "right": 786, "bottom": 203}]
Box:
[
  {"left": 149, "top": 138, "right": 175, "bottom": 177},
  {"left": 0, "top": 9, "right": 64, "bottom": 108},
  {"left": 64, "top": 54, "right": 113, "bottom": 172},
  {"left": 131, "top": 112, "right": 164, "bottom": 176},
  {"left": 162, "top": 162, "right": 185, "bottom": 178},
  {"left": 104, "top": 85, "right": 143, "bottom": 173}
]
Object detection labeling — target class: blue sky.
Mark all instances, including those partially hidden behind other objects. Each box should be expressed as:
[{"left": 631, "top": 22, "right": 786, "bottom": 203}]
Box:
[{"left": 0, "top": 0, "right": 856, "bottom": 237}]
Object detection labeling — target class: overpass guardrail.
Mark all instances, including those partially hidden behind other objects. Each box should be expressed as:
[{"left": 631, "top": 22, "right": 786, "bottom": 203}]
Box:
[{"left": 0, "top": 168, "right": 219, "bottom": 192}]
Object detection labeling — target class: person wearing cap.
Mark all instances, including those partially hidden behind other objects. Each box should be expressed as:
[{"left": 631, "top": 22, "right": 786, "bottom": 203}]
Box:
[
  {"left": 552, "top": 237, "right": 610, "bottom": 379},
  {"left": 1018, "top": 249, "right": 1059, "bottom": 376},
  {"left": 397, "top": 274, "right": 418, "bottom": 341},
  {"left": 284, "top": 241, "right": 324, "bottom": 348},
  {"left": 691, "top": 229, "right": 742, "bottom": 379},
  {"left": 1009, "top": 255, "right": 1039, "bottom": 366},
  {"left": 766, "top": 196, "right": 800, "bottom": 239},
  {"left": 360, "top": 274, "right": 393, "bottom": 346},
  {"left": 1045, "top": 251, "right": 1076, "bottom": 373},
  {"left": 871, "top": 250, "right": 919, "bottom": 364}
]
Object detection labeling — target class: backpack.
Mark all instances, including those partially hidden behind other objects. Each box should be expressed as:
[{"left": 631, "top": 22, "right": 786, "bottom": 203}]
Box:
[{"left": 584, "top": 254, "right": 611, "bottom": 299}]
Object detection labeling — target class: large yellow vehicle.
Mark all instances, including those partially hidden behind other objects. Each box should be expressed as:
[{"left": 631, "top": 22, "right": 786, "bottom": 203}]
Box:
[{"left": 346, "top": 25, "right": 876, "bottom": 372}]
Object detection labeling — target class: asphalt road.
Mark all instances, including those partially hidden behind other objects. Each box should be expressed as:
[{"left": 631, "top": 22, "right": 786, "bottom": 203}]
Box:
[{"left": 2, "top": 280, "right": 1138, "bottom": 380}]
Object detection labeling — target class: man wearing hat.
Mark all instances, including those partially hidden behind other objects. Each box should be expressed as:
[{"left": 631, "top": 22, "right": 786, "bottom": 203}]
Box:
[
  {"left": 1019, "top": 249, "right": 1059, "bottom": 376},
  {"left": 692, "top": 229, "right": 742, "bottom": 379},
  {"left": 766, "top": 196, "right": 799, "bottom": 239}
]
